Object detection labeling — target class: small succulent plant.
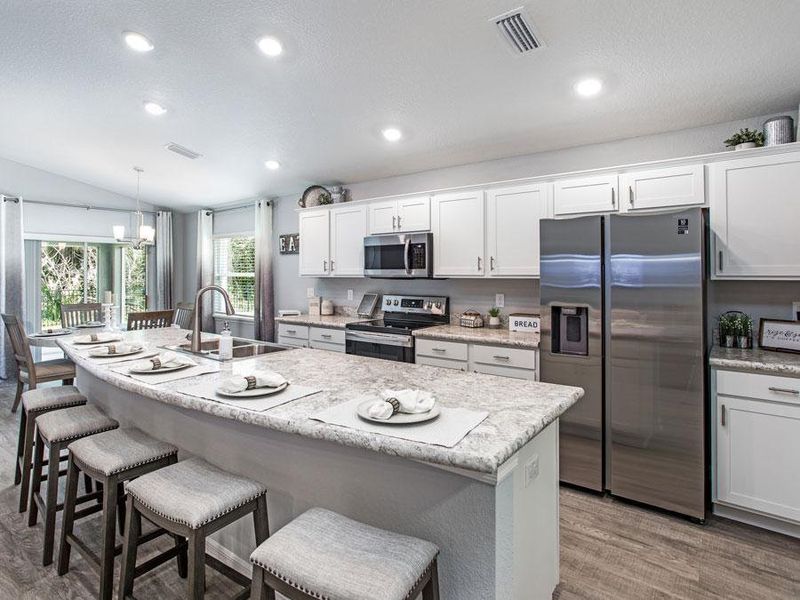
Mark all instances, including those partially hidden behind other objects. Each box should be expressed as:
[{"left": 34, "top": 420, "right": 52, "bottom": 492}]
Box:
[
  {"left": 488, "top": 307, "right": 501, "bottom": 318},
  {"left": 724, "top": 128, "right": 765, "bottom": 148}
]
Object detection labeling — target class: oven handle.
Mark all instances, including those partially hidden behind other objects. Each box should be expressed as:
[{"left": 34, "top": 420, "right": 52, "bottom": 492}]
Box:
[
  {"left": 346, "top": 330, "right": 414, "bottom": 348},
  {"left": 404, "top": 237, "right": 411, "bottom": 275}
]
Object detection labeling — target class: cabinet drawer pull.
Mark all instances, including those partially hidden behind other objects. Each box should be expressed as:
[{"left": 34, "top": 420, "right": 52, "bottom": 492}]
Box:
[
  {"left": 477, "top": 256, "right": 482, "bottom": 271},
  {"left": 286, "top": 329, "right": 296, "bottom": 334},
  {"left": 768, "top": 386, "right": 799, "bottom": 395},
  {"left": 493, "top": 355, "right": 510, "bottom": 361},
  {"left": 490, "top": 256, "right": 495, "bottom": 271},
  {"left": 330, "top": 260, "right": 335, "bottom": 271},
  {"left": 392, "top": 215, "right": 397, "bottom": 229},
  {"left": 721, "top": 404, "right": 726, "bottom": 426},
  {"left": 321, "top": 334, "right": 332, "bottom": 339},
  {"left": 629, "top": 185, "right": 634, "bottom": 206},
  {"left": 432, "top": 347, "right": 446, "bottom": 353},
  {"left": 323, "top": 259, "right": 328, "bottom": 272},
  {"left": 397, "top": 215, "right": 402, "bottom": 229},
  {"left": 718, "top": 250, "right": 723, "bottom": 272},
  {"left": 611, "top": 187, "right": 615, "bottom": 208}
]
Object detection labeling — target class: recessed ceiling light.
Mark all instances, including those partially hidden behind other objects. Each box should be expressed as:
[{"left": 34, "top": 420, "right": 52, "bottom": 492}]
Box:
[
  {"left": 382, "top": 127, "right": 403, "bottom": 142},
  {"left": 143, "top": 101, "right": 167, "bottom": 116},
  {"left": 123, "top": 31, "right": 154, "bottom": 52},
  {"left": 574, "top": 78, "right": 603, "bottom": 97},
  {"left": 257, "top": 36, "right": 283, "bottom": 57},
  {"left": 264, "top": 160, "right": 280, "bottom": 170}
]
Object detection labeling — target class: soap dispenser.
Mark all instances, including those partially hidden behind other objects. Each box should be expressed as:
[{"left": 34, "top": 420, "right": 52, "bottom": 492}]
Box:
[{"left": 219, "top": 321, "right": 233, "bottom": 360}]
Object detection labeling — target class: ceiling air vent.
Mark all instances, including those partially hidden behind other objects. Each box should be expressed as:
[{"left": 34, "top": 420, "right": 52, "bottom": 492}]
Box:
[
  {"left": 164, "top": 142, "right": 202, "bottom": 160},
  {"left": 492, "top": 8, "right": 544, "bottom": 54}
]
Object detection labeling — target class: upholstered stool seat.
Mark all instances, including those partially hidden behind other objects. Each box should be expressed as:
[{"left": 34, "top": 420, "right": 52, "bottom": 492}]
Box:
[
  {"left": 58, "top": 428, "right": 181, "bottom": 600},
  {"left": 22, "top": 385, "right": 86, "bottom": 413},
  {"left": 29, "top": 405, "right": 118, "bottom": 566},
  {"left": 119, "top": 457, "right": 269, "bottom": 599},
  {"left": 249, "top": 508, "right": 440, "bottom": 600}
]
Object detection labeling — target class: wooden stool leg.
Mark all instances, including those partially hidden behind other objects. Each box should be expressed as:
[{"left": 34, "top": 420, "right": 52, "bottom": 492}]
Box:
[
  {"left": 187, "top": 530, "right": 207, "bottom": 600},
  {"left": 116, "top": 482, "right": 126, "bottom": 536},
  {"left": 42, "top": 440, "right": 62, "bottom": 566},
  {"left": 174, "top": 534, "right": 188, "bottom": 579},
  {"left": 98, "top": 475, "right": 118, "bottom": 600},
  {"left": 18, "top": 412, "right": 36, "bottom": 512},
  {"left": 118, "top": 496, "right": 141, "bottom": 600},
  {"left": 27, "top": 429, "right": 45, "bottom": 526},
  {"left": 14, "top": 409, "right": 26, "bottom": 485},
  {"left": 422, "top": 560, "right": 440, "bottom": 600},
  {"left": 12, "top": 379, "right": 24, "bottom": 413},
  {"left": 250, "top": 565, "right": 266, "bottom": 600},
  {"left": 253, "top": 496, "right": 269, "bottom": 545},
  {"left": 56, "top": 456, "right": 80, "bottom": 575}
]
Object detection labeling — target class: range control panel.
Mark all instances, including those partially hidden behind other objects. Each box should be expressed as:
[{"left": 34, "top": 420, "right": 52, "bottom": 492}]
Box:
[{"left": 383, "top": 295, "right": 448, "bottom": 315}]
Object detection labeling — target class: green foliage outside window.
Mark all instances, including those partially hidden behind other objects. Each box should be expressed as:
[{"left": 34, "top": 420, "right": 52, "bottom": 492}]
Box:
[{"left": 214, "top": 236, "right": 255, "bottom": 315}]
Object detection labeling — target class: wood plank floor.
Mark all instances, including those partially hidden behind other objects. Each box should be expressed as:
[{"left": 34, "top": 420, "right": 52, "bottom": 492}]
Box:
[{"left": 0, "top": 381, "right": 798, "bottom": 599}]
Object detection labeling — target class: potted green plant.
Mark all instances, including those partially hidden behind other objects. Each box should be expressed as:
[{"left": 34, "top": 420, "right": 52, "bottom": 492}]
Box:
[
  {"left": 724, "top": 128, "right": 765, "bottom": 151},
  {"left": 735, "top": 313, "right": 753, "bottom": 349},
  {"left": 718, "top": 314, "right": 736, "bottom": 347},
  {"left": 487, "top": 307, "right": 501, "bottom": 327}
]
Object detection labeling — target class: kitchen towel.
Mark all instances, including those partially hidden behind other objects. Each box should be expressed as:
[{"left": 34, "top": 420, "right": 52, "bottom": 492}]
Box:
[
  {"left": 180, "top": 381, "right": 322, "bottom": 412},
  {"left": 310, "top": 397, "right": 489, "bottom": 448},
  {"left": 110, "top": 362, "right": 219, "bottom": 384}
]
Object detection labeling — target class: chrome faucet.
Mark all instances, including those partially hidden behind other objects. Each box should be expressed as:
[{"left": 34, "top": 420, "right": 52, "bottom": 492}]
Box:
[{"left": 191, "top": 285, "right": 235, "bottom": 352}]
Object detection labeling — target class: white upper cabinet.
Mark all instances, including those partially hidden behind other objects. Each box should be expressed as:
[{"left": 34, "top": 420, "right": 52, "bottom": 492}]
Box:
[
  {"left": 710, "top": 151, "right": 800, "bottom": 279},
  {"left": 367, "top": 196, "right": 430, "bottom": 234},
  {"left": 298, "top": 210, "right": 330, "bottom": 276},
  {"left": 553, "top": 174, "right": 619, "bottom": 216},
  {"left": 619, "top": 164, "right": 705, "bottom": 212},
  {"left": 432, "top": 190, "right": 485, "bottom": 277},
  {"left": 486, "top": 183, "right": 551, "bottom": 277},
  {"left": 330, "top": 205, "right": 366, "bottom": 277}
]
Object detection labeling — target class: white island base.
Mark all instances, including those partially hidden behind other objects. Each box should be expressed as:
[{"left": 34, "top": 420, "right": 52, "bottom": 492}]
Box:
[{"left": 79, "top": 367, "right": 560, "bottom": 600}]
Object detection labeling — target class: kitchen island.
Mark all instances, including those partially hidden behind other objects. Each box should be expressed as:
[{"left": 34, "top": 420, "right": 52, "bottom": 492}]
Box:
[{"left": 60, "top": 328, "right": 582, "bottom": 600}]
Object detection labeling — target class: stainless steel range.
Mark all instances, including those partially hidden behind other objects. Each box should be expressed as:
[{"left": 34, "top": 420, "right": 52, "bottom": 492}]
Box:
[{"left": 345, "top": 295, "right": 449, "bottom": 363}]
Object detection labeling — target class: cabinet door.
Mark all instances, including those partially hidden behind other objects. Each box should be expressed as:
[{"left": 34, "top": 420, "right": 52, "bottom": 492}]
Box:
[
  {"left": 717, "top": 394, "right": 800, "bottom": 522},
  {"left": 367, "top": 200, "right": 398, "bottom": 234},
  {"left": 330, "top": 205, "right": 366, "bottom": 276},
  {"left": 553, "top": 174, "right": 618, "bottom": 216},
  {"left": 298, "top": 210, "right": 330, "bottom": 276},
  {"left": 710, "top": 153, "right": 800, "bottom": 279},
  {"left": 397, "top": 195, "right": 431, "bottom": 232},
  {"left": 486, "top": 183, "right": 550, "bottom": 277},
  {"left": 620, "top": 164, "right": 704, "bottom": 211},
  {"left": 432, "top": 191, "right": 485, "bottom": 276}
]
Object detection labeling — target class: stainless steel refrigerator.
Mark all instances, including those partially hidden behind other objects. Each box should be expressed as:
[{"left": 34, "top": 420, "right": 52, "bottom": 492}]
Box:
[{"left": 540, "top": 208, "right": 707, "bottom": 520}]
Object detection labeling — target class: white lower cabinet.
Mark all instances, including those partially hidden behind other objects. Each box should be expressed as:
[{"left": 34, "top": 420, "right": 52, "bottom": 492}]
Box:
[
  {"left": 277, "top": 324, "right": 345, "bottom": 352},
  {"left": 715, "top": 370, "right": 800, "bottom": 524},
  {"left": 415, "top": 339, "right": 538, "bottom": 381}
]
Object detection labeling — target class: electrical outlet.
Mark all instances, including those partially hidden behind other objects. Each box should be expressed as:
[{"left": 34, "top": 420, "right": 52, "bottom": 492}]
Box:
[
  {"left": 495, "top": 294, "right": 505, "bottom": 308},
  {"left": 306, "top": 287, "right": 315, "bottom": 299},
  {"left": 793, "top": 301, "right": 800, "bottom": 320},
  {"left": 524, "top": 455, "right": 539, "bottom": 487},
  {"left": 347, "top": 289, "right": 354, "bottom": 301}
]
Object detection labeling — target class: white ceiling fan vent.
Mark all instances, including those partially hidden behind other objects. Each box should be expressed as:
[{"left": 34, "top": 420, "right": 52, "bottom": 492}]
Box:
[
  {"left": 164, "top": 142, "right": 202, "bottom": 160},
  {"left": 492, "top": 8, "right": 544, "bottom": 54}
]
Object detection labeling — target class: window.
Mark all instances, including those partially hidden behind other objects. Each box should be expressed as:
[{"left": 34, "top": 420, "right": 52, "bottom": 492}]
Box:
[
  {"left": 40, "top": 241, "right": 98, "bottom": 328},
  {"left": 122, "top": 246, "right": 148, "bottom": 322},
  {"left": 213, "top": 236, "right": 255, "bottom": 315}
]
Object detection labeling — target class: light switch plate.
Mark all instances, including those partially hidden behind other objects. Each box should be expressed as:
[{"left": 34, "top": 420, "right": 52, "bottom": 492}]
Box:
[
  {"left": 495, "top": 293, "right": 505, "bottom": 308},
  {"left": 347, "top": 289, "right": 354, "bottom": 301},
  {"left": 307, "top": 287, "right": 315, "bottom": 299}
]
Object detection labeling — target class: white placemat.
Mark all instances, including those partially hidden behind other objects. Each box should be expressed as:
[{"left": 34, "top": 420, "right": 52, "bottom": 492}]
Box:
[
  {"left": 180, "top": 381, "right": 322, "bottom": 412},
  {"left": 110, "top": 362, "right": 219, "bottom": 384},
  {"left": 310, "top": 397, "right": 489, "bottom": 448},
  {"left": 77, "top": 347, "right": 158, "bottom": 365}
]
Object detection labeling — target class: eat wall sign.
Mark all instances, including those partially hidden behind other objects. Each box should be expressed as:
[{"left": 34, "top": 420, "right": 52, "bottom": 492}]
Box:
[{"left": 279, "top": 233, "right": 299, "bottom": 254}]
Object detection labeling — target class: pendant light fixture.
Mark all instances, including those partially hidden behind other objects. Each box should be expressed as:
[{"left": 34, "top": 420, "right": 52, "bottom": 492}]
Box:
[{"left": 113, "top": 166, "right": 155, "bottom": 248}]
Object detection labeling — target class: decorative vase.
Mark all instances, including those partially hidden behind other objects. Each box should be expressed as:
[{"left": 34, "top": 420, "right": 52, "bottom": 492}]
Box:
[
  {"left": 734, "top": 142, "right": 756, "bottom": 151},
  {"left": 724, "top": 335, "right": 735, "bottom": 348},
  {"left": 489, "top": 316, "right": 500, "bottom": 327},
  {"left": 737, "top": 336, "right": 751, "bottom": 349}
]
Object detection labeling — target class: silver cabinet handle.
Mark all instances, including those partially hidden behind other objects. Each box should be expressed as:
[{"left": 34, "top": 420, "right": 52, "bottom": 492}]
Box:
[
  {"left": 769, "top": 386, "right": 800, "bottom": 395},
  {"left": 323, "top": 259, "right": 328, "bottom": 272},
  {"left": 493, "top": 355, "right": 510, "bottom": 361},
  {"left": 392, "top": 215, "right": 397, "bottom": 229},
  {"left": 629, "top": 185, "right": 634, "bottom": 206},
  {"left": 490, "top": 256, "right": 495, "bottom": 271},
  {"left": 397, "top": 215, "right": 402, "bottom": 229},
  {"left": 611, "top": 187, "right": 615, "bottom": 208},
  {"left": 330, "top": 259, "right": 335, "bottom": 272},
  {"left": 477, "top": 256, "right": 482, "bottom": 271},
  {"left": 432, "top": 347, "right": 446, "bottom": 353},
  {"left": 721, "top": 404, "right": 726, "bottom": 426},
  {"left": 286, "top": 329, "right": 296, "bottom": 334},
  {"left": 321, "top": 334, "right": 332, "bottom": 339},
  {"left": 718, "top": 250, "right": 724, "bottom": 272}
]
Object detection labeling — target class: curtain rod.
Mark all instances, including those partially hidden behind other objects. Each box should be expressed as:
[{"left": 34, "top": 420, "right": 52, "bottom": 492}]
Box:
[
  {"left": 211, "top": 199, "right": 270, "bottom": 214},
  {"left": 23, "top": 199, "right": 157, "bottom": 215}
]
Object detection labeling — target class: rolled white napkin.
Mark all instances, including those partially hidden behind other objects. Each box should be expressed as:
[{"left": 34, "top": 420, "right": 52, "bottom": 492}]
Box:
[
  {"left": 89, "top": 343, "right": 139, "bottom": 356},
  {"left": 74, "top": 332, "right": 120, "bottom": 344},
  {"left": 217, "top": 370, "right": 287, "bottom": 394},
  {"left": 129, "top": 351, "right": 195, "bottom": 371},
  {"left": 367, "top": 389, "right": 436, "bottom": 420}
]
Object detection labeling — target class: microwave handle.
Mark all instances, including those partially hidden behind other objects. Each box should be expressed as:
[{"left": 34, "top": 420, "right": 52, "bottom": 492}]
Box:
[{"left": 404, "top": 237, "right": 411, "bottom": 274}]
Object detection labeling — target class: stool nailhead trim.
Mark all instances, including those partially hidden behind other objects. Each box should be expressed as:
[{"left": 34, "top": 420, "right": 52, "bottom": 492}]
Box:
[
  {"left": 128, "top": 489, "right": 267, "bottom": 529},
  {"left": 77, "top": 449, "right": 178, "bottom": 476},
  {"left": 42, "top": 424, "right": 118, "bottom": 445}
]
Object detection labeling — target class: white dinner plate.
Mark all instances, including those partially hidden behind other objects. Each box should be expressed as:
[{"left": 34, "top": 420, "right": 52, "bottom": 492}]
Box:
[
  {"left": 356, "top": 399, "right": 441, "bottom": 425},
  {"left": 216, "top": 381, "right": 290, "bottom": 398},
  {"left": 73, "top": 336, "right": 123, "bottom": 345},
  {"left": 88, "top": 345, "right": 144, "bottom": 358},
  {"left": 128, "top": 362, "right": 193, "bottom": 374},
  {"left": 32, "top": 329, "right": 71, "bottom": 337},
  {"left": 75, "top": 322, "right": 105, "bottom": 329}
]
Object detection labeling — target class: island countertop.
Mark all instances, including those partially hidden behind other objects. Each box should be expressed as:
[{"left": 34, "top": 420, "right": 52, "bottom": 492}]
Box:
[
  {"left": 59, "top": 328, "right": 581, "bottom": 475},
  {"left": 709, "top": 345, "right": 800, "bottom": 377},
  {"left": 413, "top": 324, "right": 540, "bottom": 349}
]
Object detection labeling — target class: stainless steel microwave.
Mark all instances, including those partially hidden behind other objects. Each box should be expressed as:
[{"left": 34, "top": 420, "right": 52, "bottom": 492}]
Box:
[{"left": 364, "top": 232, "right": 433, "bottom": 278}]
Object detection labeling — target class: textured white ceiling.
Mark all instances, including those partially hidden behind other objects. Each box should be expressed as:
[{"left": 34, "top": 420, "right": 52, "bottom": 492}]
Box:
[{"left": 2, "top": 0, "right": 800, "bottom": 208}]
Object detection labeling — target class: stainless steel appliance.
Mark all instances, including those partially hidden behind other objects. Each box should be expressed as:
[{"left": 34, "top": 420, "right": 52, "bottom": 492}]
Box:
[
  {"left": 346, "top": 295, "right": 448, "bottom": 362},
  {"left": 364, "top": 233, "right": 433, "bottom": 278},
  {"left": 540, "top": 208, "right": 707, "bottom": 520}
]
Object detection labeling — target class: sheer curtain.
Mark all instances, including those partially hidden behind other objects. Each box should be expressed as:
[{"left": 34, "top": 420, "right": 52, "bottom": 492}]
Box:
[
  {"left": 1, "top": 196, "right": 25, "bottom": 380},
  {"left": 254, "top": 199, "right": 274, "bottom": 341},
  {"left": 155, "top": 211, "right": 173, "bottom": 309},
  {"left": 196, "top": 209, "right": 214, "bottom": 331}
]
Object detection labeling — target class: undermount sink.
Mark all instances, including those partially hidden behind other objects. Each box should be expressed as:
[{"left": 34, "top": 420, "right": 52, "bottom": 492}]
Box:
[{"left": 164, "top": 336, "right": 294, "bottom": 362}]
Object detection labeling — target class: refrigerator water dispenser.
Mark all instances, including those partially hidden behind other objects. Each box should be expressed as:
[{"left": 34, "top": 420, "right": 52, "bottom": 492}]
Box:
[{"left": 551, "top": 306, "right": 588, "bottom": 356}]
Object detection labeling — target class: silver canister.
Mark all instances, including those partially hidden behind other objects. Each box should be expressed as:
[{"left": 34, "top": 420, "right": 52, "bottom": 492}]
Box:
[{"left": 763, "top": 116, "right": 795, "bottom": 146}]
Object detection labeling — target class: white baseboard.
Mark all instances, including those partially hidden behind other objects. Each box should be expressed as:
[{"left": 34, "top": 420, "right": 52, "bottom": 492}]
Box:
[{"left": 713, "top": 503, "right": 800, "bottom": 538}]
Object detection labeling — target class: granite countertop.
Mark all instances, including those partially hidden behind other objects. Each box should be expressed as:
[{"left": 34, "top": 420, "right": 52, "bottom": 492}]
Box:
[
  {"left": 709, "top": 346, "right": 800, "bottom": 377},
  {"left": 275, "top": 314, "right": 372, "bottom": 329},
  {"left": 59, "top": 328, "right": 581, "bottom": 475},
  {"left": 414, "top": 324, "right": 540, "bottom": 349}
]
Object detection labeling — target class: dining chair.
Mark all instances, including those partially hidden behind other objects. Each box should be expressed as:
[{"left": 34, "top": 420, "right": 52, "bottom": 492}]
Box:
[
  {"left": 127, "top": 309, "right": 174, "bottom": 331},
  {"left": 1, "top": 314, "right": 76, "bottom": 413},
  {"left": 60, "top": 303, "right": 102, "bottom": 328},
  {"left": 172, "top": 303, "right": 195, "bottom": 330}
]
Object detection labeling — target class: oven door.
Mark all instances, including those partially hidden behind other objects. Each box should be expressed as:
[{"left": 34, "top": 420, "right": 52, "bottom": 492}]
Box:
[
  {"left": 364, "top": 233, "right": 432, "bottom": 278},
  {"left": 345, "top": 330, "right": 415, "bottom": 363}
]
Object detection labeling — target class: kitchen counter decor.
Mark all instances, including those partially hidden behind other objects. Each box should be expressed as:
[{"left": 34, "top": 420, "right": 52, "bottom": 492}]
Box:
[{"left": 459, "top": 309, "right": 484, "bottom": 328}]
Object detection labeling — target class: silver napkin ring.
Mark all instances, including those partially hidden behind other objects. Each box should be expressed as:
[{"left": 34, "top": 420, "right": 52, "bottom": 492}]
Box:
[
  {"left": 90, "top": 334, "right": 99, "bottom": 342},
  {"left": 245, "top": 376, "right": 257, "bottom": 390},
  {"left": 108, "top": 344, "right": 117, "bottom": 354},
  {"left": 386, "top": 397, "right": 401, "bottom": 415},
  {"left": 150, "top": 357, "right": 162, "bottom": 370}
]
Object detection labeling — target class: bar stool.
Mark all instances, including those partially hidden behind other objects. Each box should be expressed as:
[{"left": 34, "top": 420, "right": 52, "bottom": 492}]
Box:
[
  {"left": 118, "top": 457, "right": 269, "bottom": 600},
  {"left": 57, "top": 428, "right": 182, "bottom": 600},
  {"left": 28, "top": 404, "right": 119, "bottom": 565},
  {"left": 249, "top": 508, "right": 440, "bottom": 600},
  {"left": 15, "top": 386, "right": 87, "bottom": 513}
]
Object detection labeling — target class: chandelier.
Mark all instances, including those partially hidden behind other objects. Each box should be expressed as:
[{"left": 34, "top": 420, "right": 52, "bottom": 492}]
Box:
[{"left": 113, "top": 166, "right": 155, "bottom": 248}]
